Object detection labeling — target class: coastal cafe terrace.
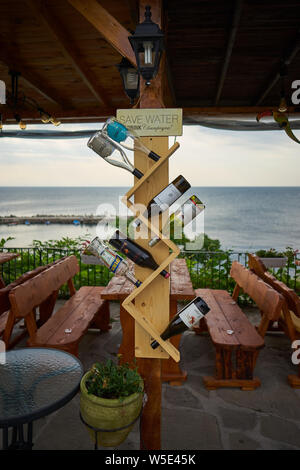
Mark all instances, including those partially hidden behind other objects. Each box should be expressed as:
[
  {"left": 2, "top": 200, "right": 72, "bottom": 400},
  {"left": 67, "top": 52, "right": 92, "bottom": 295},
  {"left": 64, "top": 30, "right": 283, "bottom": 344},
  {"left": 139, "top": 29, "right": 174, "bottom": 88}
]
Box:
[{"left": 1, "top": 0, "right": 300, "bottom": 452}]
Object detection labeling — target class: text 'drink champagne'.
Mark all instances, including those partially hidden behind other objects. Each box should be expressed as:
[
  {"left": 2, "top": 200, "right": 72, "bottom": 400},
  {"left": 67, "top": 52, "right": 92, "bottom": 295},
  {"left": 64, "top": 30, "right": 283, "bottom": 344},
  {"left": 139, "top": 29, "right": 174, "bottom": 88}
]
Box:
[
  {"left": 133, "top": 175, "right": 191, "bottom": 228},
  {"left": 109, "top": 230, "right": 170, "bottom": 279},
  {"left": 82, "top": 237, "right": 142, "bottom": 288},
  {"left": 149, "top": 194, "right": 205, "bottom": 247},
  {"left": 150, "top": 296, "right": 210, "bottom": 349}
]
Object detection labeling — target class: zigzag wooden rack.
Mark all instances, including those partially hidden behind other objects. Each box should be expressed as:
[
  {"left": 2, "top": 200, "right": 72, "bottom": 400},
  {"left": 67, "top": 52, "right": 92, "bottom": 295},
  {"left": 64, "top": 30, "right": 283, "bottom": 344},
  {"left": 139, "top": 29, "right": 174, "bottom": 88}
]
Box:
[{"left": 121, "top": 141, "right": 181, "bottom": 363}]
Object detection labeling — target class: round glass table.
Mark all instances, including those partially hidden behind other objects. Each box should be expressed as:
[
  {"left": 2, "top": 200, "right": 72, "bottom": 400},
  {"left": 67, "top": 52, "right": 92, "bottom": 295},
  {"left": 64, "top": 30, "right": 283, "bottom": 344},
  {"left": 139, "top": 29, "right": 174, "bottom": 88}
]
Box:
[{"left": 0, "top": 348, "right": 83, "bottom": 450}]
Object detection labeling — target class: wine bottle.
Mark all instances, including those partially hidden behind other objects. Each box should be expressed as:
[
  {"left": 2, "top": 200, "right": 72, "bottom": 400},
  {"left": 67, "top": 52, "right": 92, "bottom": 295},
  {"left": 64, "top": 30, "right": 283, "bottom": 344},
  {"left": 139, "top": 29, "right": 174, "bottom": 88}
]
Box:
[
  {"left": 108, "top": 229, "right": 170, "bottom": 279},
  {"left": 87, "top": 130, "right": 143, "bottom": 179},
  {"left": 102, "top": 117, "right": 160, "bottom": 162},
  {"left": 151, "top": 296, "right": 210, "bottom": 349},
  {"left": 132, "top": 175, "right": 191, "bottom": 228},
  {"left": 149, "top": 195, "right": 205, "bottom": 247},
  {"left": 82, "top": 237, "right": 142, "bottom": 288}
]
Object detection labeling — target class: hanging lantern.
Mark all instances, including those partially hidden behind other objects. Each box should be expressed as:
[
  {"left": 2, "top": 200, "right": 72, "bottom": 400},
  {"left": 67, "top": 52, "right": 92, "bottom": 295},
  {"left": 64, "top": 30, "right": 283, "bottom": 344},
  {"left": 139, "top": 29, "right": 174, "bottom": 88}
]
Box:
[
  {"left": 128, "top": 5, "right": 164, "bottom": 85},
  {"left": 116, "top": 57, "right": 140, "bottom": 104}
]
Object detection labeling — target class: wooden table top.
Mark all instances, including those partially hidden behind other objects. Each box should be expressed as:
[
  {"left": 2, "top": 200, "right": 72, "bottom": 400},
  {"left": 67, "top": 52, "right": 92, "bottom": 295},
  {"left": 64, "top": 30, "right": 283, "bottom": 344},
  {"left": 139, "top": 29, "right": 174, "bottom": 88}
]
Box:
[
  {"left": 0, "top": 252, "right": 19, "bottom": 265},
  {"left": 101, "top": 258, "right": 195, "bottom": 301}
]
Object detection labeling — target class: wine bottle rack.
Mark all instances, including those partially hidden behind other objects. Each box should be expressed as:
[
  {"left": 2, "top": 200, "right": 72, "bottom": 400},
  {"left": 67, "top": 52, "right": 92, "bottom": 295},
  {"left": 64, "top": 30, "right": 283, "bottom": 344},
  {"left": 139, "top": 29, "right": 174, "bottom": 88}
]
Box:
[{"left": 121, "top": 141, "right": 181, "bottom": 362}]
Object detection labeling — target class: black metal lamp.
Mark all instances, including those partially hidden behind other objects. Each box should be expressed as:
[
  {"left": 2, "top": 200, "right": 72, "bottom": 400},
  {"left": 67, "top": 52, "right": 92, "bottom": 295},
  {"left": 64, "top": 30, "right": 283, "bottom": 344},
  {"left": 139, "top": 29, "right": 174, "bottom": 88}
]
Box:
[
  {"left": 128, "top": 5, "right": 164, "bottom": 85},
  {"left": 116, "top": 57, "right": 140, "bottom": 104}
]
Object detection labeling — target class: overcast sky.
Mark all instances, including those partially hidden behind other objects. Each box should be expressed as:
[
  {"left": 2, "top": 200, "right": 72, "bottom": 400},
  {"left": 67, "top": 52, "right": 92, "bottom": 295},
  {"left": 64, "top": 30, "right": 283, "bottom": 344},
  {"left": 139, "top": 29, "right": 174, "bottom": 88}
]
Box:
[{"left": 0, "top": 123, "right": 299, "bottom": 186}]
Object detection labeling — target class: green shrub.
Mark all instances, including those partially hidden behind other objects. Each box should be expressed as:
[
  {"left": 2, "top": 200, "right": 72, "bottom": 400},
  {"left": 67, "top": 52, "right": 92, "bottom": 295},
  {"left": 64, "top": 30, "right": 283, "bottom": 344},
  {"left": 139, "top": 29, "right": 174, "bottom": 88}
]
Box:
[{"left": 85, "top": 360, "right": 143, "bottom": 400}]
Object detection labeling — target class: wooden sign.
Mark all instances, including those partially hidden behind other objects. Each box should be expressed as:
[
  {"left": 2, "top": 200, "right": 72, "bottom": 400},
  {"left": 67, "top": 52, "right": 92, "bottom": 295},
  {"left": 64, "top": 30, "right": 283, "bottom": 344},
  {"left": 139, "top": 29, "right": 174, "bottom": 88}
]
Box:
[{"left": 116, "top": 108, "right": 183, "bottom": 136}]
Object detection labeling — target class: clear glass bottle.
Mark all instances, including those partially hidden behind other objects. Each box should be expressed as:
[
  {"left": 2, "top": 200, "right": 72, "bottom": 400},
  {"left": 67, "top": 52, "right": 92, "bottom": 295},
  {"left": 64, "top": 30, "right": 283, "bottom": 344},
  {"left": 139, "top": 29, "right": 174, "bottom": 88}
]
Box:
[
  {"left": 151, "top": 296, "right": 210, "bottom": 349},
  {"left": 82, "top": 237, "right": 141, "bottom": 287},
  {"left": 149, "top": 195, "right": 205, "bottom": 247},
  {"left": 87, "top": 130, "right": 143, "bottom": 179},
  {"left": 102, "top": 117, "right": 160, "bottom": 162}
]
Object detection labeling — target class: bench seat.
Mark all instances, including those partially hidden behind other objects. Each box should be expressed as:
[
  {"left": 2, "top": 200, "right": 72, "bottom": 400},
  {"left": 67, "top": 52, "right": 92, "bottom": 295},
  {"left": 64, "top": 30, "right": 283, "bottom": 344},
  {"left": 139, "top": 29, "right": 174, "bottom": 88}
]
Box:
[
  {"left": 196, "top": 288, "right": 264, "bottom": 390},
  {"left": 28, "top": 286, "right": 110, "bottom": 355},
  {"left": 195, "top": 261, "right": 284, "bottom": 390},
  {"left": 9, "top": 256, "right": 110, "bottom": 357}
]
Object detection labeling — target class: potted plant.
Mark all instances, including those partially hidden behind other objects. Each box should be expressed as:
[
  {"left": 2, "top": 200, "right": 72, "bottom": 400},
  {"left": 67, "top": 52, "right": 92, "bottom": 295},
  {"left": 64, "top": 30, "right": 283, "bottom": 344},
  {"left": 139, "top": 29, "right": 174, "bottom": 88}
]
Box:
[
  {"left": 80, "top": 359, "right": 144, "bottom": 448},
  {"left": 255, "top": 248, "right": 288, "bottom": 268}
]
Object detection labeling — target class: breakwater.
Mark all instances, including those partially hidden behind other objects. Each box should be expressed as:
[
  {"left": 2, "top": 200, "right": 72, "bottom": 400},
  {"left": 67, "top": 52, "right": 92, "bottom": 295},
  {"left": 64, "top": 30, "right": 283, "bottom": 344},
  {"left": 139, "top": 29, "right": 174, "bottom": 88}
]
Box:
[{"left": 0, "top": 216, "right": 104, "bottom": 225}]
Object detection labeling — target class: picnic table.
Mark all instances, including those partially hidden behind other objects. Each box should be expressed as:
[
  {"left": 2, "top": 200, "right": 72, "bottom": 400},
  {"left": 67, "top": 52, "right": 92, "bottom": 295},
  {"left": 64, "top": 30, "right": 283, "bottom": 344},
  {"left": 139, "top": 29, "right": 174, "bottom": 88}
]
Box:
[
  {"left": 0, "top": 252, "right": 19, "bottom": 288},
  {"left": 101, "top": 258, "right": 195, "bottom": 385}
]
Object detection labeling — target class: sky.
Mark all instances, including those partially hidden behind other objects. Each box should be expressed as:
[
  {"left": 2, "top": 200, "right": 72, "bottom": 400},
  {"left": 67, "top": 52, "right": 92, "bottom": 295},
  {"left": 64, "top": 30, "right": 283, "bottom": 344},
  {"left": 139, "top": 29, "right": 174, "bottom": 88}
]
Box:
[{"left": 0, "top": 123, "right": 300, "bottom": 186}]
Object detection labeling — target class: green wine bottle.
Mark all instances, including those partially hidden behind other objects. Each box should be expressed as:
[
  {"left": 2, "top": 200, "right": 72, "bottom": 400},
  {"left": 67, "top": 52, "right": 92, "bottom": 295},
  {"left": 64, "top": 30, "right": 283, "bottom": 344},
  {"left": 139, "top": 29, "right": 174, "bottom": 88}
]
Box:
[{"left": 151, "top": 296, "right": 210, "bottom": 349}]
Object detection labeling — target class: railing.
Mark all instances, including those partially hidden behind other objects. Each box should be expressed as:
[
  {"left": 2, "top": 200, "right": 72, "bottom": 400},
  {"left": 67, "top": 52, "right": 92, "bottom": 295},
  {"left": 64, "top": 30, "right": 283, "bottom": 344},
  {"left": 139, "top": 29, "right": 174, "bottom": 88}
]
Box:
[{"left": 1, "top": 247, "right": 299, "bottom": 301}]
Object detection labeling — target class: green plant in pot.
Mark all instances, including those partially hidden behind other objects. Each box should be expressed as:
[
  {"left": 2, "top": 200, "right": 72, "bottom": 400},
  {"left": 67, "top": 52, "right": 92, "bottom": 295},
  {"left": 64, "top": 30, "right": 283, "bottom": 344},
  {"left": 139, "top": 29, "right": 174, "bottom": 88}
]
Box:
[{"left": 80, "top": 359, "right": 144, "bottom": 448}]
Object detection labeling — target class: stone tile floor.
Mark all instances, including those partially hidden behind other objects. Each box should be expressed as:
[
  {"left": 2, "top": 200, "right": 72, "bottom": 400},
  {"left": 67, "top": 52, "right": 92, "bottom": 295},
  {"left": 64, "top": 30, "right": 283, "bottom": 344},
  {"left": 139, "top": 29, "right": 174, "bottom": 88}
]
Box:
[{"left": 8, "top": 302, "right": 300, "bottom": 450}]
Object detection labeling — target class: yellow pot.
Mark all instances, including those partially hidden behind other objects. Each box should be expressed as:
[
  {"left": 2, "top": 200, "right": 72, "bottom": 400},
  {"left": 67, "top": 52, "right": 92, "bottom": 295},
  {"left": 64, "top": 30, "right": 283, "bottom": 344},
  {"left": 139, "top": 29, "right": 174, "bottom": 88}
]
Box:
[{"left": 80, "top": 370, "right": 143, "bottom": 448}]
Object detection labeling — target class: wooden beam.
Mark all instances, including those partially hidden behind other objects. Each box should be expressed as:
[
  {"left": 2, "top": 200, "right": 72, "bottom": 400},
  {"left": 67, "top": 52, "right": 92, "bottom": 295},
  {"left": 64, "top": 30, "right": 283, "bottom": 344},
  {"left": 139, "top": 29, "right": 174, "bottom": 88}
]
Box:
[
  {"left": 0, "top": 45, "right": 70, "bottom": 108},
  {"left": 68, "top": 0, "right": 137, "bottom": 66},
  {"left": 214, "top": 0, "right": 243, "bottom": 105},
  {"left": 26, "top": 0, "right": 109, "bottom": 107},
  {"left": 255, "top": 31, "right": 300, "bottom": 105}
]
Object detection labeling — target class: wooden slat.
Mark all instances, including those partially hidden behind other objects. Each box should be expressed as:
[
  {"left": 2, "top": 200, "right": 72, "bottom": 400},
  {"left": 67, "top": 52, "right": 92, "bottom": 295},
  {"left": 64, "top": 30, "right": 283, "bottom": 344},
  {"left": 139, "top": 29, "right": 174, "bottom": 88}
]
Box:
[
  {"left": 213, "top": 289, "right": 264, "bottom": 350},
  {"left": 0, "top": 264, "right": 49, "bottom": 315},
  {"left": 68, "top": 0, "right": 137, "bottom": 66},
  {"left": 26, "top": 0, "right": 110, "bottom": 106},
  {"left": 0, "top": 36, "right": 71, "bottom": 107},
  {"left": 9, "top": 256, "right": 79, "bottom": 318},
  {"left": 214, "top": 0, "right": 244, "bottom": 105},
  {"left": 263, "top": 272, "right": 300, "bottom": 318},
  {"left": 196, "top": 288, "right": 240, "bottom": 348},
  {"left": 170, "top": 258, "right": 194, "bottom": 299},
  {"left": 230, "top": 261, "right": 283, "bottom": 320},
  {"left": 29, "top": 286, "right": 105, "bottom": 347}
]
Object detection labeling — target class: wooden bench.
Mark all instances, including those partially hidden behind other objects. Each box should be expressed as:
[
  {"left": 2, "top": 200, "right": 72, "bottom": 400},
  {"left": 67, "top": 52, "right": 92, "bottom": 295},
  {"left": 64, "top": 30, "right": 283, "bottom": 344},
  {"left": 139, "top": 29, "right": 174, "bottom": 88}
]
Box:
[
  {"left": 249, "top": 253, "right": 300, "bottom": 387},
  {"left": 0, "top": 259, "right": 67, "bottom": 349},
  {"left": 9, "top": 255, "right": 110, "bottom": 356},
  {"left": 197, "top": 261, "right": 284, "bottom": 390}
]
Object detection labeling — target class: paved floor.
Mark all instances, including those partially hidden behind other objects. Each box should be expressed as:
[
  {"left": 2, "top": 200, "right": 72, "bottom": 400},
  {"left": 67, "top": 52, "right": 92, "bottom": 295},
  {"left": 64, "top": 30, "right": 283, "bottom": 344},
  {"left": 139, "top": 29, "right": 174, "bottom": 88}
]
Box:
[{"left": 9, "top": 302, "right": 300, "bottom": 450}]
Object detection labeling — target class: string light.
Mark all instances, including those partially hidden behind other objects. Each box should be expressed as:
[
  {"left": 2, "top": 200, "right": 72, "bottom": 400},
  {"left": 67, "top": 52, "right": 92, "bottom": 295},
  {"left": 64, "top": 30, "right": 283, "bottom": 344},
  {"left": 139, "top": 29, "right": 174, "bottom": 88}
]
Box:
[
  {"left": 38, "top": 107, "right": 61, "bottom": 126},
  {"left": 14, "top": 113, "right": 27, "bottom": 130}
]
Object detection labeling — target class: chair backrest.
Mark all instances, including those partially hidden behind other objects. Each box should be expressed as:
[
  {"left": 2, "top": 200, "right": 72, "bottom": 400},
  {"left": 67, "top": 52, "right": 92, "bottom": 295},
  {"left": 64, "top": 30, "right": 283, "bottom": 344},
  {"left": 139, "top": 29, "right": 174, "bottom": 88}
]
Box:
[
  {"left": 9, "top": 256, "right": 79, "bottom": 318},
  {"left": 248, "top": 253, "right": 267, "bottom": 278},
  {"left": 248, "top": 253, "right": 300, "bottom": 318},
  {"left": 230, "top": 261, "right": 284, "bottom": 321}
]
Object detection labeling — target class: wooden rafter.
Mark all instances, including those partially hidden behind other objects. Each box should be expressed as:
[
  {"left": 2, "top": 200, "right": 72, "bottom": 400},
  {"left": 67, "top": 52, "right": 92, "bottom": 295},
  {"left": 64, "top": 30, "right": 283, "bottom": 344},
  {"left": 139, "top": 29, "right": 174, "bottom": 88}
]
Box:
[
  {"left": 0, "top": 40, "right": 70, "bottom": 108},
  {"left": 214, "top": 0, "right": 243, "bottom": 105},
  {"left": 68, "top": 0, "right": 137, "bottom": 66},
  {"left": 26, "top": 0, "right": 109, "bottom": 107},
  {"left": 255, "top": 31, "right": 300, "bottom": 105}
]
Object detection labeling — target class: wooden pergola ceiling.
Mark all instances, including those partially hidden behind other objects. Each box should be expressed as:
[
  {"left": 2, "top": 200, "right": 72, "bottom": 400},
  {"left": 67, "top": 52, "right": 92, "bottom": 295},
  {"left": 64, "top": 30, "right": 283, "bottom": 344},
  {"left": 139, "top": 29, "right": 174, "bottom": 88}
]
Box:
[{"left": 1, "top": 0, "right": 300, "bottom": 125}]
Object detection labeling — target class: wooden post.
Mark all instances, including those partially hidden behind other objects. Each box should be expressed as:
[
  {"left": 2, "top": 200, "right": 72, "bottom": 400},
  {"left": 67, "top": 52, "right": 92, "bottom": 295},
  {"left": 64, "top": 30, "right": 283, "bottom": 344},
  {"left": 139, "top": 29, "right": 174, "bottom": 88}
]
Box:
[{"left": 134, "top": 0, "right": 167, "bottom": 450}]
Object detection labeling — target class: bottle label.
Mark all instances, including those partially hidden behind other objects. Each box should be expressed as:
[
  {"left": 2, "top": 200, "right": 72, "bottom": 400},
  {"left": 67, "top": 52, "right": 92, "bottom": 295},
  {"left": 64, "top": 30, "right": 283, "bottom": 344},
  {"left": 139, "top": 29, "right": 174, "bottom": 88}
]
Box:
[
  {"left": 100, "top": 249, "right": 120, "bottom": 271},
  {"left": 174, "top": 196, "right": 204, "bottom": 226},
  {"left": 109, "top": 254, "right": 122, "bottom": 273},
  {"left": 179, "top": 302, "right": 205, "bottom": 328},
  {"left": 153, "top": 183, "right": 182, "bottom": 210}
]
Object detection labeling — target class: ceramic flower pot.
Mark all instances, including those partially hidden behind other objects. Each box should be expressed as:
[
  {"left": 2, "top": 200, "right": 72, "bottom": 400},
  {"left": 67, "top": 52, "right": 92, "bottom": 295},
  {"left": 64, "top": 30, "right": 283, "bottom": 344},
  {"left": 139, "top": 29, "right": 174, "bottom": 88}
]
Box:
[{"left": 80, "top": 370, "right": 143, "bottom": 448}]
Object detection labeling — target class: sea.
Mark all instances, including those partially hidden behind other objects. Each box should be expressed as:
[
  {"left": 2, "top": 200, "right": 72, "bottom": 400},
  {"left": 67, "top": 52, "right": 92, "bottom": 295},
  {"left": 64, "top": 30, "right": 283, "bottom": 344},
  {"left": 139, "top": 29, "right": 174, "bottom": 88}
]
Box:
[{"left": 0, "top": 186, "right": 299, "bottom": 252}]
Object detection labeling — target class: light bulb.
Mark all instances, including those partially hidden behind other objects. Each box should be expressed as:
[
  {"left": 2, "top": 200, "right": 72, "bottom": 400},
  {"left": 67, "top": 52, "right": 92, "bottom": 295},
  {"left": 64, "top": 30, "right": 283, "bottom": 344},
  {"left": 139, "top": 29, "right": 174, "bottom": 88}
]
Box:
[
  {"left": 19, "top": 120, "right": 26, "bottom": 130},
  {"left": 143, "top": 41, "right": 153, "bottom": 65},
  {"left": 40, "top": 112, "right": 51, "bottom": 123},
  {"left": 50, "top": 116, "right": 61, "bottom": 126}
]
